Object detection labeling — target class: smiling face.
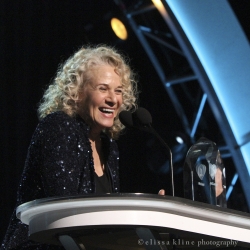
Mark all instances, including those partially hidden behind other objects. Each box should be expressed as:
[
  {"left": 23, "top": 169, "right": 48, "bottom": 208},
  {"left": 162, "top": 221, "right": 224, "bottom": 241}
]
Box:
[{"left": 79, "top": 64, "right": 123, "bottom": 135}]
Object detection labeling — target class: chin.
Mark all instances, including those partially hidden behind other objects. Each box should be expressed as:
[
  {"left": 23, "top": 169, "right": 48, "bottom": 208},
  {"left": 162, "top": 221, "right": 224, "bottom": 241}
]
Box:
[
  {"left": 95, "top": 122, "right": 114, "bottom": 131},
  {"left": 98, "top": 119, "right": 114, "bottom": 128},
  {"left": 103, "top": 123, "right": 114, "bottom": 129}
]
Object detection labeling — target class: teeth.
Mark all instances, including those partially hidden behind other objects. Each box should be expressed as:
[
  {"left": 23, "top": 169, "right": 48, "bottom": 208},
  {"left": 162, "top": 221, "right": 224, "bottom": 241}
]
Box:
[{"left": 101, "top": 108, "right": 114, "bottom": 113}]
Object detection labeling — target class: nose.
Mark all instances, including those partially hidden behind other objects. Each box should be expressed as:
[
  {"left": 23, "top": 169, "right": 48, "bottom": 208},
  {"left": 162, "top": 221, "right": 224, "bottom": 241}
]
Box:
[{"left": 106, "top": 90, "right": 117, "bottom": 105}]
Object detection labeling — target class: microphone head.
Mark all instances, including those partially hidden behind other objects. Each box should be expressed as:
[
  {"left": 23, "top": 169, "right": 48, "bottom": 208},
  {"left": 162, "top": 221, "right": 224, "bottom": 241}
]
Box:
[
  {"left": 133, "top": 107, "right": 152, "bottom": 125},
  {"left": 119, "top": 110, "right": 133, "bottom": 127}
]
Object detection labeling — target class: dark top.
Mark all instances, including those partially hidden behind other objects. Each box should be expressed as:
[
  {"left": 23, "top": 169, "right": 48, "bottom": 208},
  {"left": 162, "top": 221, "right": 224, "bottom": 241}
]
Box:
[
  {"left": 94, "top": 167, "right": 113, "bottom": 194},
  {"left": 1, "top": 111, "right": 120, "bottom": 250}
]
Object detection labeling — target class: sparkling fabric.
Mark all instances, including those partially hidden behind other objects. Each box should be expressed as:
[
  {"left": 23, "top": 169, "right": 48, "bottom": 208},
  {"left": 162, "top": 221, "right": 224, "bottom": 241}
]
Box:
[{"left": 1, "top": 111, "right": 120, "bottom": 249}]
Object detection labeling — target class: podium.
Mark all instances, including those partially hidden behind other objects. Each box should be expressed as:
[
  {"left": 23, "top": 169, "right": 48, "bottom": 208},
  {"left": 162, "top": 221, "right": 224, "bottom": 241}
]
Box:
[{"left": 17, "top": 194, "right": 250, "bottom": 249}]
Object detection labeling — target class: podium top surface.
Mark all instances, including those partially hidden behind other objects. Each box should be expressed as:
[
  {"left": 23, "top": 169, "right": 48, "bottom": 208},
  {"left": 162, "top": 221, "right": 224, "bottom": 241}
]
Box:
[
  {"left": 17, "top": 193, "right": 250, "bottom": 225},
  {"left": 16, "top": 194, "right": 250, "bottom": 245}
]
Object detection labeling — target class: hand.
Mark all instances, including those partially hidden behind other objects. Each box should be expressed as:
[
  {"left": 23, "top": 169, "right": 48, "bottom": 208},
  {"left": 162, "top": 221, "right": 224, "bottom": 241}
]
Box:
[{"left": 158, "top": 189, "right": 165, "bottom": 195}]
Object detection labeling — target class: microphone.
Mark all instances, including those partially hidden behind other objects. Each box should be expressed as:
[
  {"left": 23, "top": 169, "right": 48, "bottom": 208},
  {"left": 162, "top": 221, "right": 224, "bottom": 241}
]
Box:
[
  {"left": 119, "top": 108, "right": 152, "bottom": 130},
  {"left": 119, "top": 110, "right": 134, "bottom": 127},
  {"left": 133, "top": 108, "right": 152, "bottom": 126},
  {"left": 119, "top": 108, "right": 175, "bottom": 196}
]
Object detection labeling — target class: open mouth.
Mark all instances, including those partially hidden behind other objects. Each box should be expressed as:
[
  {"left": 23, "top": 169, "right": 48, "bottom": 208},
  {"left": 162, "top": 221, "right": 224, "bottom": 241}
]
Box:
[{"left": 99, "top": 108, "right": 115, "bottom": 114}]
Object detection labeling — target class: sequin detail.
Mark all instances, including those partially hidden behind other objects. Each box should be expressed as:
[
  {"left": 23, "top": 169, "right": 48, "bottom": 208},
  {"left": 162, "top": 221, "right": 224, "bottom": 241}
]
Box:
[{"left": 1, "top": 111, "right": 120, "bottom": 249}]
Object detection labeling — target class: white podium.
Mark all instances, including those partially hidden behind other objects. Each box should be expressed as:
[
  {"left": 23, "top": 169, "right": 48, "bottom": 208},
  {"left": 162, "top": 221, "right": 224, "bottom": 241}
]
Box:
[{"left": 17, "top": 194, "right": 250, "bottom": 249}]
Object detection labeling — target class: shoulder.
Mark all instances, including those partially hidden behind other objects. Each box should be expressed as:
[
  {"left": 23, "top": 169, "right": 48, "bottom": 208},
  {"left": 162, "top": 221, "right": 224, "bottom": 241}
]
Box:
[
  {"left": 33, "top": 111, "right": 88, "bottom": 143},
  {"left": 38, "top": 111, "right": 88, "bottom": 132},
  {"left": 39, "top": 111, "right": 75, "bottom": 126}
]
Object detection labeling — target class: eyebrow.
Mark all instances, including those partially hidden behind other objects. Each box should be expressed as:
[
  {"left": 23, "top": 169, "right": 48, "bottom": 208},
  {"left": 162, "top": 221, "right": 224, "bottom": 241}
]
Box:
[{"left": 97, "top": 83, "right": 123, "bottom": 88}]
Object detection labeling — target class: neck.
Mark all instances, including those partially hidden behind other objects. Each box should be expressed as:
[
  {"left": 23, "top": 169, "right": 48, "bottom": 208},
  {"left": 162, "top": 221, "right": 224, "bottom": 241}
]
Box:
[{"left": 89, "top": 130, "right": 101, "bottom": 142}]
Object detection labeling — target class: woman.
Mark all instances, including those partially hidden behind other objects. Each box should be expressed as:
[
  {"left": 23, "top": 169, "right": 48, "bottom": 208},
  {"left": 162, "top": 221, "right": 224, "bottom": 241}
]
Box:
[{"left": 1, "top": 45, "right": 137, "bottom": 249}]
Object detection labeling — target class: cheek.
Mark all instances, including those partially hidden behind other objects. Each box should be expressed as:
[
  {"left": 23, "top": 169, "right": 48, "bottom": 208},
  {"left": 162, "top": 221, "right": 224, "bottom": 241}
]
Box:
[
  {"left": 91, "top": 92, "right": 104, "bottom": 106},
  {"left": 85, "top": 95, "right": 98, "bottom": 111},
  {"left": 118, "top": 95, "right": 123, "bottom": 106}
]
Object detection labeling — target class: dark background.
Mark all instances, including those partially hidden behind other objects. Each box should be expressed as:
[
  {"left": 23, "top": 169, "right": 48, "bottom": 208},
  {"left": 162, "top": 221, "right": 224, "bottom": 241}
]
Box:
[{"left": 1, "top": 0, "right": 249, "bottom": 243}]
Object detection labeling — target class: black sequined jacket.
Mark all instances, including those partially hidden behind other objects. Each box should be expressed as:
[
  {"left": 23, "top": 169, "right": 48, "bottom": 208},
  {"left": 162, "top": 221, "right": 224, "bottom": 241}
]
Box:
[{"left": 1, "top": 111, "right": 120, "bottom": 250}]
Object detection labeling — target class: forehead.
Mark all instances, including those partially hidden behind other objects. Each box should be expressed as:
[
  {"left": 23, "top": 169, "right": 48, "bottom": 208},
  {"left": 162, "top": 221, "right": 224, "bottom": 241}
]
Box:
[{"left": 89, "top": 65, "right": 122, "bottom": 84}]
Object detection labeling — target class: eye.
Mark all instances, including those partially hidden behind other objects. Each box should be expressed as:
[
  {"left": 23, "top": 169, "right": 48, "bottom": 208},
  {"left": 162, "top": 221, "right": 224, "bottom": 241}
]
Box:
[
  {"left": 115, "top": 88, "right": 123, "bottom": 94},
  {"left": 99, "top": 86, "right": 107, "bottom": 92}
]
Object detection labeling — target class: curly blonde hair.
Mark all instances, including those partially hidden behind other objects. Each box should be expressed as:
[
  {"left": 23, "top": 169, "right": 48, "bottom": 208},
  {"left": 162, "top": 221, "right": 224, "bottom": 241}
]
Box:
[{"left": 38, "top": 45, "right": 138, "bottom": 139}]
